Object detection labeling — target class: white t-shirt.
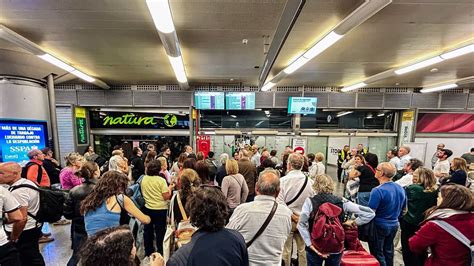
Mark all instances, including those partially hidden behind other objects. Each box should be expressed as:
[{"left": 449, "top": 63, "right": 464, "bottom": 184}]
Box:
[
  {"left": 0, "top": 186, "right": 21, "bottom": 246},
  {"left": 395, "top": 173, "right": 413, "bottom": 188},
  {"left": 4, "top": 179, "right": 40, "bottom": 232},
  {"left": 309, "top": 162, "right": 326, "bottom": 179},
  {"left": 389, "top": 157, "right": 401, "bottom": 169},
  {"left": 434, "top": 159, "right": 450, "bottom": 176}
]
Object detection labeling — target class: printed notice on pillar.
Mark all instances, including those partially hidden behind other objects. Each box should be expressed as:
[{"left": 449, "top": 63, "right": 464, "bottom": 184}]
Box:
[{"left": 0, "top": 120, "right": 48, "bottom": 165}]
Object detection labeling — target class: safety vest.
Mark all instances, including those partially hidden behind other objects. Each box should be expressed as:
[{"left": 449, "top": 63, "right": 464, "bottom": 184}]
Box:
[{"left": 338, "top": 150, "right": 346, "bottom": 164}]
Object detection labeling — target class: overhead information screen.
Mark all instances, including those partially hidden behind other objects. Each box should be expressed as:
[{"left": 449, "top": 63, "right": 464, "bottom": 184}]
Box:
[
  {"left": 0, "top": 120, "right": 48, "bottom": 165},
  {"left": 225, "top": 92, "right": 256, "bottom": 110},
  {"left": 194, "top": 92, "right": 225, "bottom": 110},
  {"left": 288, "top": 97, "right": 317, "bottom": 114}
]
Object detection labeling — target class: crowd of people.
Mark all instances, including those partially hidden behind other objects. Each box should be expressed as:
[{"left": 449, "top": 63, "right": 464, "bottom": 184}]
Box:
[{"left": 0, "top": 142, "right": 473, "bottom": 266}]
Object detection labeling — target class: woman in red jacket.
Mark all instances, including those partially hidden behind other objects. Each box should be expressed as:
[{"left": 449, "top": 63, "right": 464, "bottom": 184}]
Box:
[{"left": 409, "top": 184, "right": 474, "bottom": 266}]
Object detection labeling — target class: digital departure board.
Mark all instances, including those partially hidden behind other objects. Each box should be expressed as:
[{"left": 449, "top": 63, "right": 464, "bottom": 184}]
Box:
[
  {"left": 194, "top": 92, "right": 225, "bottom": 110},
  {"left": 225, "top": 92, "right": 255, "bottom": 110},
  {"left": 288, "top": 97, "right": 317, "bottom": 114},
  {"left": 0, "top": 120, "right": 48, "bottom": 165}
]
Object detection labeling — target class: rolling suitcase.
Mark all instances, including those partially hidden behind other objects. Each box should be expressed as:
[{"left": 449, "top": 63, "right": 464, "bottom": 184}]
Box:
[{"left": 340, "top": 250, "right": 379, "bottom": 266}]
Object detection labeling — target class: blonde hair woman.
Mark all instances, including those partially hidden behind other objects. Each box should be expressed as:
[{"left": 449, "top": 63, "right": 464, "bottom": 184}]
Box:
[
  {"left": 441, "top": 157, "right": 469, "bottom": 186},
  {"left": 400, "top": 167, "right": 438, "bottom": 265},
  {"left": 60, "top": 152, "right": 85, "bottom": 190},
  {"left": 297, "top": 174, "right": 375, "bottom": 265},
  {"left": 221, "top": 160, "right": 249, "bottom": 213},
  {"left": 309, "top": 152, "right": 326, "bottom": 179}
]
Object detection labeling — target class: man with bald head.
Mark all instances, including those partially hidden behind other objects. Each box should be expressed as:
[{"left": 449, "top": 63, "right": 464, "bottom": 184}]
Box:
[
  {"left": 368, "top": 162, "right": 406, "bottom": 266},
  {"left": 0, "top": 162, "right": 46, "bottom": 265},
  {"left": 227, "top": 170, "right": 292, "bottom": 266}
]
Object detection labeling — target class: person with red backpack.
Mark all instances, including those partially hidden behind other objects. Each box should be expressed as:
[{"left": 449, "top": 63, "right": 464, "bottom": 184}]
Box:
[{"left": 297, "top": 174, "right": 375, "bottom": 266}]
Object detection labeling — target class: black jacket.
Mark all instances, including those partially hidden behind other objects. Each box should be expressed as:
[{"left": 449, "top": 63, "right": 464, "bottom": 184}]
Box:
[
  {"left": 64, "top": 179, "right": 97, "bottom": 235},
  {"left": 42, "top": 158, "right": 61, "bottom": 185},
  {"left": 130, "top": 156, "right": 145, "bottom": 182},
  {"left": 215, "top": 165, "right": 227, "bottom": 187}
]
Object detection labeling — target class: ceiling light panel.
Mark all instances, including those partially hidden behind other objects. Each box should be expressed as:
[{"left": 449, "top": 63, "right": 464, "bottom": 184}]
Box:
[
  {"left": 303, "top": 31, "right": 343, "bottom": 59},
  {"left": 420, "top": 83, "right": 458, "bottom": 93},
  {"left": 261, "top": 82, "right": 276, "bottom": 91},
  {"left": 71, "top": 70, "right": 95, "bottom": 82},
  {"left": 146, "top": 0, "right": 175, "bottom": 33},
  {"left": 38, "top": 54, "right": 75, "bottom": 72},
  {"left": 440, "top": 43, "right": 474, "bottom": 59},
  {"left": 341, "top": 82, "right": 367, "bottom": 92},
  {"left": 394, "top": 56, "right": 444, "bottom": 75},
  {"left": 168, "top": 55, "right": 187, "bottom": 83}
]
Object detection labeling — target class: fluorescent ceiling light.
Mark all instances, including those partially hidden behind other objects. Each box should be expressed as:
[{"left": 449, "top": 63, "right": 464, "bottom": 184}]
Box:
[
  {"left": 420, "top": 83, "right": 458, "bottom": 93},
  {"left": 303, "top": 31, "right": 343, "bottom": 59},
  {"left": 261, "top": 82, "right": 276, "bottom": 91},
  {"left": 366, "top": 115, "right": 373, "bottom": 119},
  {"left": 394, "top": 56, "right": 444, "bottom": 75},
  {"left": 146, "top": 0, "right": 175, "bottom": 34},
  {"left": 230, "top": 115, "right": 237, "bottom": 118},
  {"left": 440, "top": 43, "right": 474, "bottom": 59},
  {"left": 377, "top": 113, "right": 385, "bottom": 117},
  {"left": 38, "top": 54, "right": 76, "bottom": 72},
  {"left": 71, "top": 70, "right": 95, "bottom": 82},
  {"left": 264, "top": 111, "right": 270, "bottom": 115},
  {"left": 341, "top": 82, "right": 367, "bottom": 92},
  {"left": 337, "top": 111, "right": 353, "bottom": 117},
  {"left": 283, "top": 56, "right": 309, "bottom": 74},
  {"left": 168, "top": 55, "right": 187, "bottom": 83}
]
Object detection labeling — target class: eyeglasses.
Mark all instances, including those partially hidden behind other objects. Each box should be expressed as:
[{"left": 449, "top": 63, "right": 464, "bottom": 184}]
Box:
[{"left": 375, "top": 168, "right": 382, "bottom": 172}]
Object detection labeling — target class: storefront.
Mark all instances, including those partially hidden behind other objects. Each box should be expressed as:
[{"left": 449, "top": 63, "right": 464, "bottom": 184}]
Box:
[{"left": 88, "top": 108, "right": 192, "bottom": 161}]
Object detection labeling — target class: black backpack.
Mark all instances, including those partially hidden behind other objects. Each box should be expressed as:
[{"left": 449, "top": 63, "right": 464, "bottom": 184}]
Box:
[
  {"left": 9, "top": 184, "right": 66, "bottom": 223},
  {"left": 21, "top": 162, "right": 43, "bottom": 184}
]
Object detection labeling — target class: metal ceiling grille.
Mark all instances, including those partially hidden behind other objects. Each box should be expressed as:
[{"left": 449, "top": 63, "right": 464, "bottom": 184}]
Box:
[
  {"left": 105, "top": 91, "right": 133, "bottom": 106},
  {"left": 55, "top": 90, "right": 77, "bottom": 105},
  {"left": 467, "top": 94, "right": 474, "bottom": 109},
  {"left": 276, "top": 87, "right": 300, "bottom": 92},
  {"left": 255, "top": 92, "right": 274, "bottom": 108},
  {"left": 357, "top": 93, "right": 383, "bottom": 108},
  {"left": 133, "top": 91, "right": 161, "bottom": 107},
  {"left": 161, "top": 91, "right": 192, "bottom": 107},
  {"left": 412, "top": 93, "right": 439, "bottom": 109},
  {"left": 384, "top": 94, "right": 411, "bottom": 109},
  {"left": 303, "top": 93, "right": 328, "bottom": 108},
  {"left": 77, "top": 90, "right": 105, "bottom": 106},
  {"left": 385, "top": 88, "right": 411, "bottom": 93},
  {"left": 440, "top": 93, "right": 468, "bottom": 109},
  {"left": 358, "top": 88, "right": 382, "bottom": 93},
  {"left": 329, "top": 93, "right": 356, "bottom": 108}
]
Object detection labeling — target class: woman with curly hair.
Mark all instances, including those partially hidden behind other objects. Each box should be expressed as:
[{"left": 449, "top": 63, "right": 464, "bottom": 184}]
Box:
[
  {"left": 79, "top": 225, "right": 162, "bottom": 266},
  {"left": 81, "top": 171, "right": 150, "bottom": 236},
  {"left": 167, "top": 186, "right": 249, "bottom": 266}
]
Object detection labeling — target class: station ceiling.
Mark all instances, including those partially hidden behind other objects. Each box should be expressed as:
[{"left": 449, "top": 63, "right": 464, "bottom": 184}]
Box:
[{"left": 0, "top": 0, "right": 473, "bottom": 88}]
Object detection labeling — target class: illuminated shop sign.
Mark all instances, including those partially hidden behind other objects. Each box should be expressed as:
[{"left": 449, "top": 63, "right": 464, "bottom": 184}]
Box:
[
  {"left": 89, "top": 111, "right": 189, "bottom": 129},
  {"left": 0, "top": 120, "right": 48, "bottom": 165}
]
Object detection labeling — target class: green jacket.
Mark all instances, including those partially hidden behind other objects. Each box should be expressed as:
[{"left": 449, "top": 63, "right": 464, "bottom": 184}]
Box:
[{"left": 402, "top": 184, "right": 438, "bottom": 226}]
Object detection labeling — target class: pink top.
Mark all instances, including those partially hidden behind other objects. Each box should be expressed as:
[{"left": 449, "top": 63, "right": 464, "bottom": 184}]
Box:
[{"left": 60, "top": 167, "right": 83, "bottom": 190}]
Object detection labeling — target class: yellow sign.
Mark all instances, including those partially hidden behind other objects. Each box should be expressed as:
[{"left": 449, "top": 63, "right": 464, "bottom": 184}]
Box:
[
  {"left": 402, "top": 110, "right": 414, "bottom": 122},
  {"left": 75, "top": 107, "right": 87, "bottom": 119}
]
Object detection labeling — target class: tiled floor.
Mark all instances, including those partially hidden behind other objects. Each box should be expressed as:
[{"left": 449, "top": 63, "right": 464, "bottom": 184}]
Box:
[{"left": 40, "top": 165, "right": 403, "bottom": 265}]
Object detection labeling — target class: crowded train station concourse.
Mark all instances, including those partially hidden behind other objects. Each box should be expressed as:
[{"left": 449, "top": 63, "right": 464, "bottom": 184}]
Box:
[{"left": 0, "top": 0, "right": 473, "bottom": 265}]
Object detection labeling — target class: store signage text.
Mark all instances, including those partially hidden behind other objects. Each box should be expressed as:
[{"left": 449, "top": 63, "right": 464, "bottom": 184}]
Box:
[{"left": 103, "top": 114, "right": 158, "bottom": 126}]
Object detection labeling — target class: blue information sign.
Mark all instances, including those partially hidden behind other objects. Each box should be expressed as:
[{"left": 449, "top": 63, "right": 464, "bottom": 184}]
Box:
[{"left": 0, "top": 120, "right": 48, "bottom": 165}]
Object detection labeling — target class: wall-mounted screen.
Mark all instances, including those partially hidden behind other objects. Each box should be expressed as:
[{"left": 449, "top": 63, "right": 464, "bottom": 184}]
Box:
[
  {"left": 225, "top": 92, "right": 256, "bottom": 110},
  {"left": 0, "top": 119, "right": 48, "bottom": 165},
  {"left": 194, "top": 92, "right": 225, "bottom": 110},
  {"left": 288, "top": 97, "right": 317, "bottom": 114}
]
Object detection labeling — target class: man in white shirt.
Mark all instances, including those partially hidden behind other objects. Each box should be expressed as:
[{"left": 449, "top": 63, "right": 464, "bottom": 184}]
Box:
[
  {"left": 251, "top": 145, "right": 261, "bottom": 167},
  {"left": 431, "top": 143, "right": 445, "bottom": 169},
  {"left": 434, "top": 149, "right": 453, "bottom": 181},
  {"left": 387, "top": 149, "right": 400, "bottom": 169},
  {"left": 0, "top": 185, "right": 23, "bottom": 265},
  {"left": 395, "top": 158, "right": 424, "bottom": 188},
  {"left": 397, "top": 146, "right": 412, "bottom": 171},
  {"left": 227, "top": 170, "right": 292, "bottom": 266},
  {"left": 277, "top": 153, "right": 315, "bottom": 266},
  {"left": 0, "top": 162, "right": 45, "bottom": 266}
]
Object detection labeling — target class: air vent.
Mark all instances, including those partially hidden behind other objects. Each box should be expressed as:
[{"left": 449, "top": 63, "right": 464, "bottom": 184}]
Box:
[
  {"left": 81, "top": 84, "right": 101, "bottom": 90},
  {"left": 255, "top": 92, "right": 274, "bottom": 108},
  {"left": 358, "top": 88, "right": 382, "bottom": 93},
  {"left": 440, "top": 88, "right": 465, "bottom": 94},
  {"left": 106, "top": 91, "right": 133, "bottom": 106},
  {"left": 304, "top": 87, "right": 329, "bottom": 93},
  {"left": 304, "top": 93, "right": 328, "bottom": 108},
  {"left": 274, "top": 92, "right": 301, "bottom": 107},
  {"left": 357, "top": 93, "right": 383, "bottom": 108},
  {"left": 440, "top": 94, "right": 467, "bottom": 109},
  {"left": 384, "top": 94, "right": 411, "bottom": 108},
  {"left": 469, "top": 94, "right": 474, "bottom": 109},
  {"left": 55, "top": 90, "right": 77, "bottom": 105},
  {"left": 412, "top": 93, "right": 439, "bottom": 109},
  {"left": 385, "top": 88, "right": 411, "bottom": 93},
  {"left": 55, "top": 84, "right": 75, "bottom": 90},
  {"left": 329, "top": 93, "right": 356, "bottom": 108},
  {"left": 276, "top": 87, "right": 300, "bottom": 92},
  {"left": 331, "top": 87, "right": 342, "bottom": 92},
  {"left": 110, "top": 85, "right": 131, "bottom": 90},
  {"left": 133, "top": 91, "right": 161, "bottom": 106},
  {"left": 136, "top": 85, "right": 164, "bottom": 91}
]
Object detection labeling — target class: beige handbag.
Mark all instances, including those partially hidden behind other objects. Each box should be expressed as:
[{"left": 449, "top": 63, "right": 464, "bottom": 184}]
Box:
[
  {"left": 175, "top": 192, "right": 197, "bottom": 247},
  {"left": 163, "top": 194, "right": 177, "bottom": 263}
]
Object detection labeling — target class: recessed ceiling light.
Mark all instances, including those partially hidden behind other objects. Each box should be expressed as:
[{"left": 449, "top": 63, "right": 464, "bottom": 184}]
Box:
[
  {"left": 430, "top": 68, "right": 439, "bottom": 73},
  {"left": 230, "top": 78, "right": 234, "bottom": 81},
  {"left": 395, "top": 82, "right": 400, "bottom": 86}
]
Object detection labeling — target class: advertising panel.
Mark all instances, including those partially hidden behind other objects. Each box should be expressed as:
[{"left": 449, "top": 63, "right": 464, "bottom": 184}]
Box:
[{"left": 288, "top": 97, "right": 317, "bottom": 114}]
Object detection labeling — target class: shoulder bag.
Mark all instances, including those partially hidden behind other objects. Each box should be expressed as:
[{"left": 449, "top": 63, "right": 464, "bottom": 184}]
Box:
[
  {"left": 286, "top": 177, "right": 308, "bottom": 206},
  {"left": 246, "top": 201, "right": 278, "bottom": 248}
]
